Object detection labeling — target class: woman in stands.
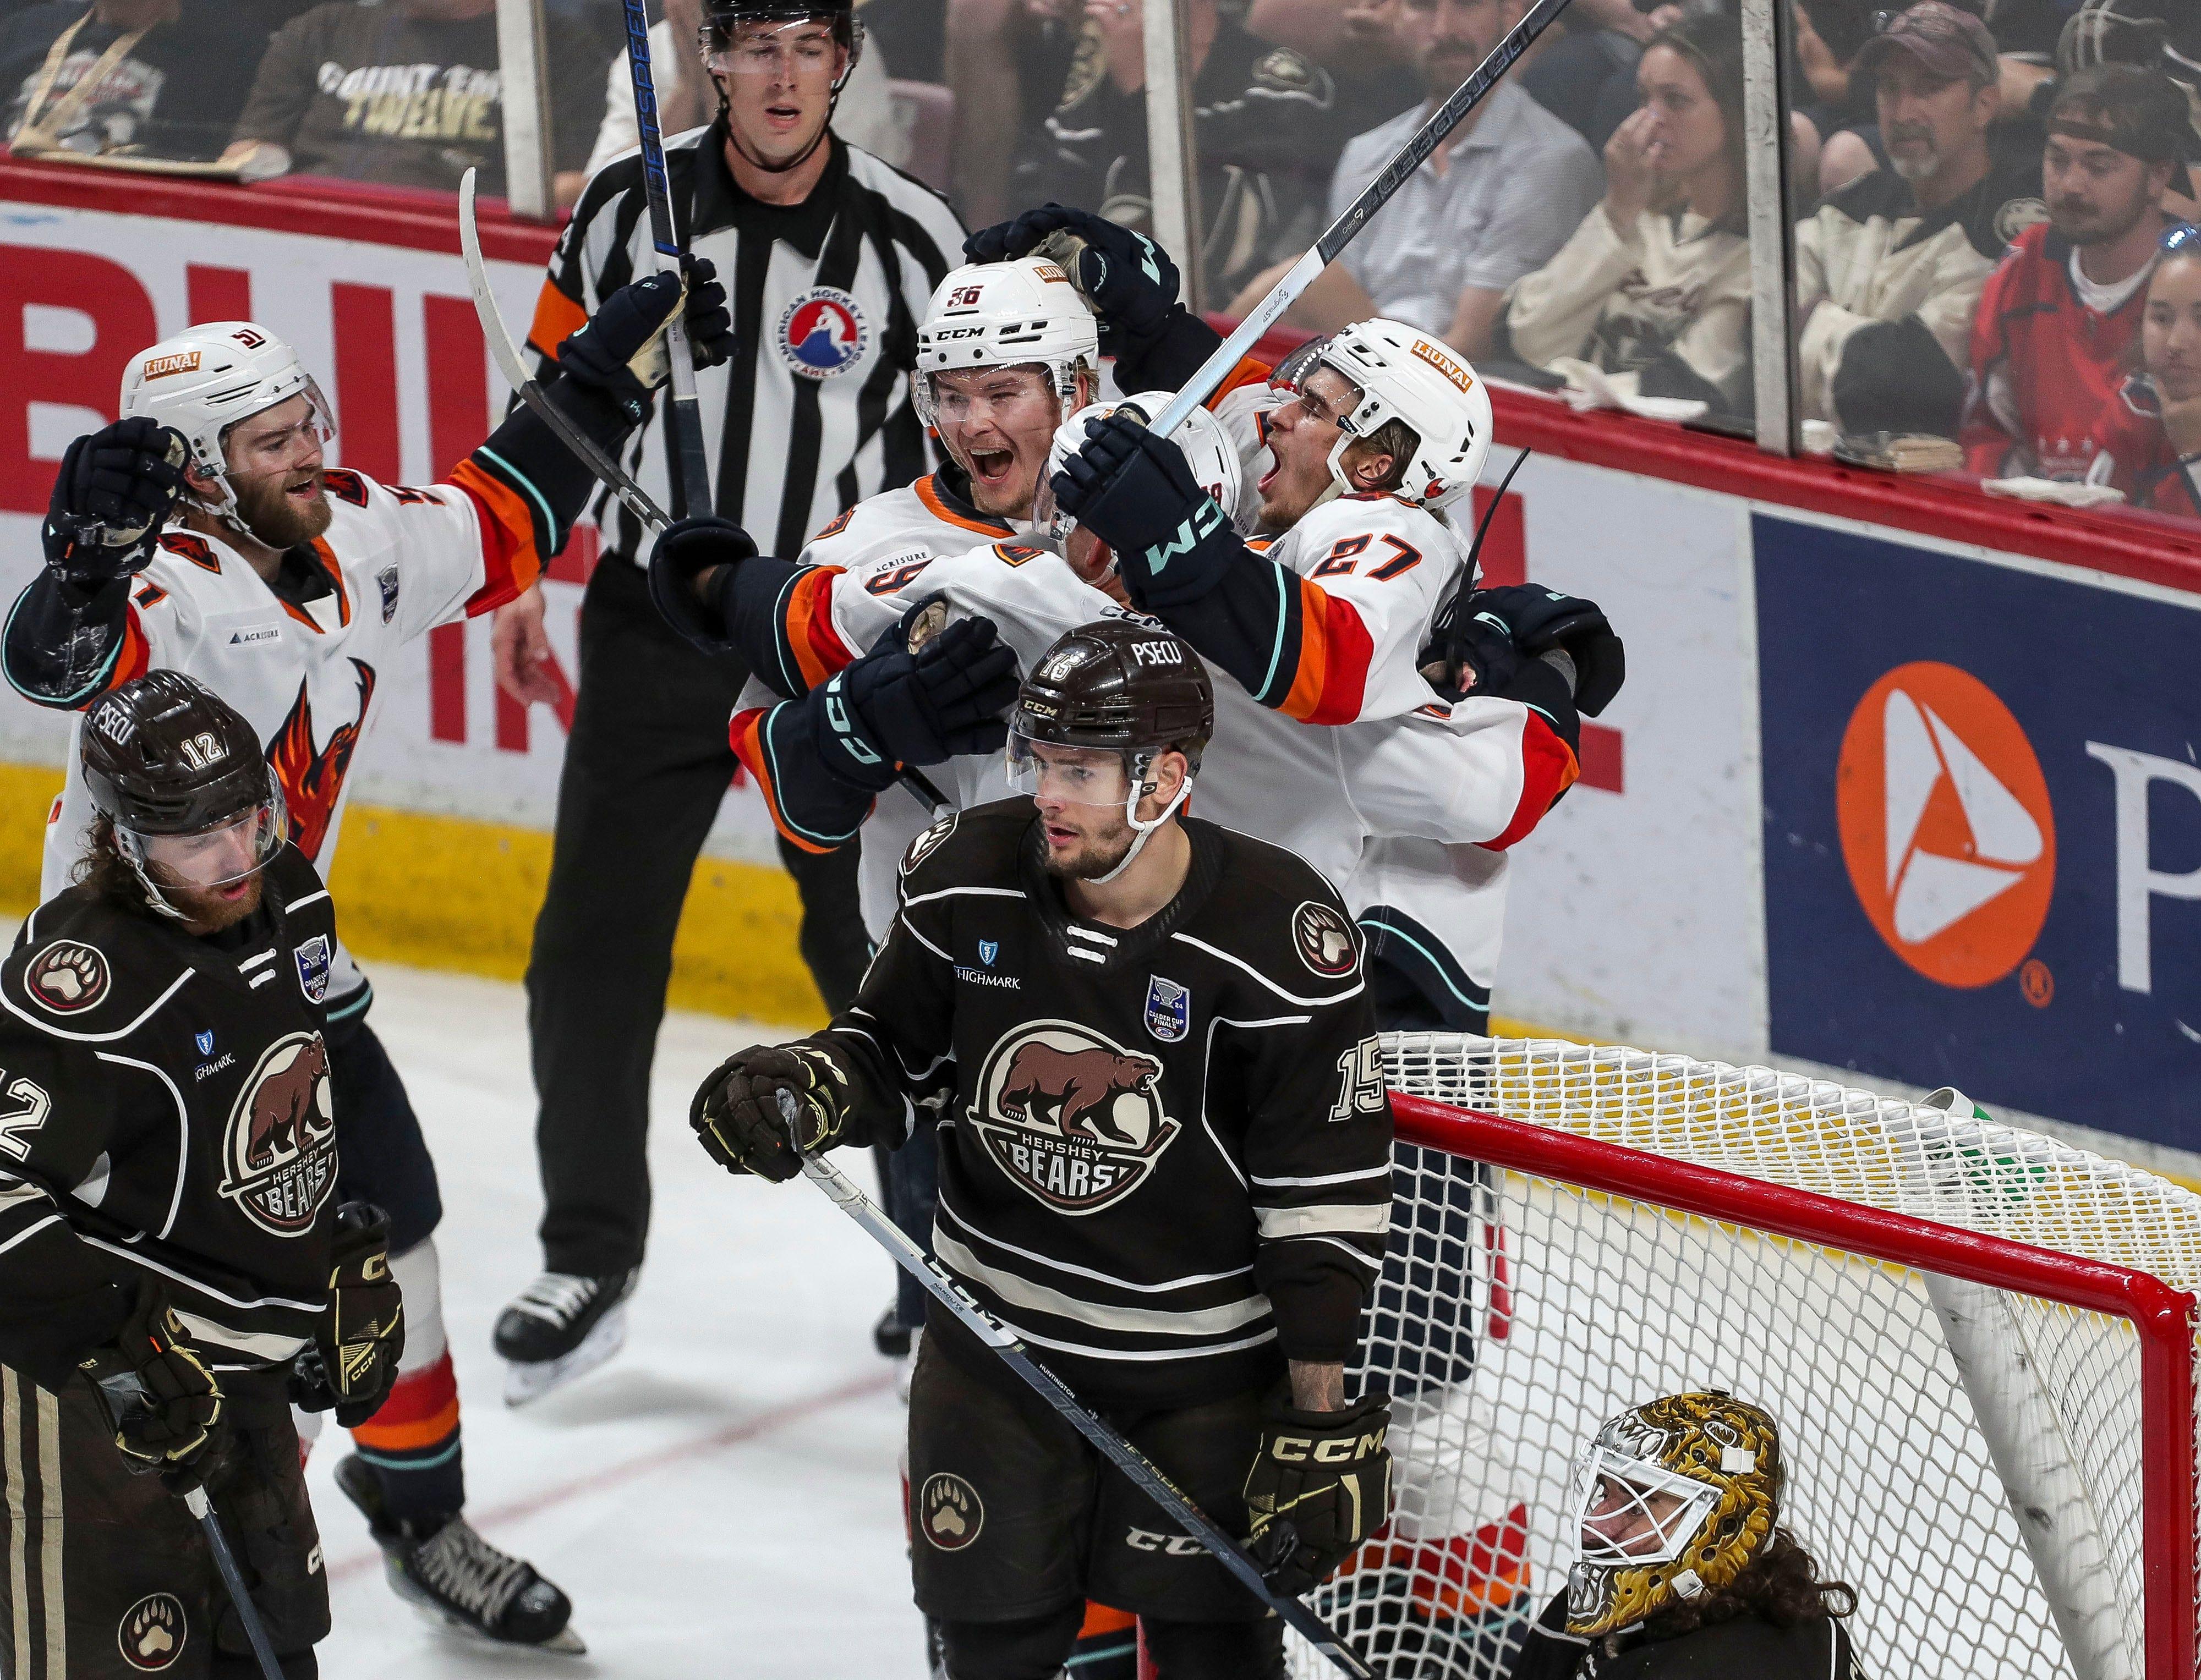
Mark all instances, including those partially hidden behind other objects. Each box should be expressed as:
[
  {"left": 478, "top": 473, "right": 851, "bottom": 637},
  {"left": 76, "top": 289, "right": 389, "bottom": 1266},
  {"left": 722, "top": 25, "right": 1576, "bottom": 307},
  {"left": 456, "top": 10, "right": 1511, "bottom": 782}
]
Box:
[
  {"left": 1490, "top": 11, "right": 1755, "bottom": 427},
  {"left": 1508, "top": 1391, "right": 1864, "bottom": 1679},
  {"left": 2090, "top": 223, "right": 2201, "bottom": 517}
]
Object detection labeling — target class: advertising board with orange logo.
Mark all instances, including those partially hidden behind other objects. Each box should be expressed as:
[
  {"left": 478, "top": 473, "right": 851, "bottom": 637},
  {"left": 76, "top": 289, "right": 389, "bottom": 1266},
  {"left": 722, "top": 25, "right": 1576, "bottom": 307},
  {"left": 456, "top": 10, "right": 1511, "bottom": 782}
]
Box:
[{"left": 1757, "top": 516, "right": 2201, "bottom": 1149}]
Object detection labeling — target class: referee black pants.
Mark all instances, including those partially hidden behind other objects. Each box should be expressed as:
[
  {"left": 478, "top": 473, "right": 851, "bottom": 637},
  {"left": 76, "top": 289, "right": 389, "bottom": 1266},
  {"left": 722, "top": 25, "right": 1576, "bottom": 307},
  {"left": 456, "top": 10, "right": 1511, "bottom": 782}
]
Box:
[{"left": 526, "top": 556, "right": 868, "bottom": 1277}]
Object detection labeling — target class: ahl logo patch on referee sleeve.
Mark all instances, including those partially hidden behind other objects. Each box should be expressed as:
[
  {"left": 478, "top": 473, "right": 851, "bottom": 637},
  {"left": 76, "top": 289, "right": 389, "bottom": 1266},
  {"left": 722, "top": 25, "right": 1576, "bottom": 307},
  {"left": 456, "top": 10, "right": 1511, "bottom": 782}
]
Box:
[{"left": 778, "top": 287, "right": 870, "bottom": 379}]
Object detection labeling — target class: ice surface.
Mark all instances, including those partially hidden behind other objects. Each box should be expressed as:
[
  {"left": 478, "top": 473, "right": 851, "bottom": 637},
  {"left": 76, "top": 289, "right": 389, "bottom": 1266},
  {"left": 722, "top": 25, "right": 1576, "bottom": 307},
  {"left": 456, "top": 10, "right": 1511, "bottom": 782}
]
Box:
[{"left": 310, "top": 962, "right": 928, "bottom": 1678}]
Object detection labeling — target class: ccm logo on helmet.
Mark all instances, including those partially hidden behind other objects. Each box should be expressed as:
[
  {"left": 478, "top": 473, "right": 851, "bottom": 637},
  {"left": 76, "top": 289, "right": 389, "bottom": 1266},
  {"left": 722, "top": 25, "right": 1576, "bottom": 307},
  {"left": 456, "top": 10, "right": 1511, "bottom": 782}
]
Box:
[
  {"left": 142, "top": 352, "right": 201, "bottom": 380},
  {"left": 1128, "top": 640, "right": 1182, "bottom": 667},
  {"left": 932, "top": 326, "right": 985, "bottom": 342},
  {"left": 1410, "top": 338, "right": 1475, "bottom": 395},
  {"left": 1266, "top": 1430, "right": 1386, "bottom": 1463}
]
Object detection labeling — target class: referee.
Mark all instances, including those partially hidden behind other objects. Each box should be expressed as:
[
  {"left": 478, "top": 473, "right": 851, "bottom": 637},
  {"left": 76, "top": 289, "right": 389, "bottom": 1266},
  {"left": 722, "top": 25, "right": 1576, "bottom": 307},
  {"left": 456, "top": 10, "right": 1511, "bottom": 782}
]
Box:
[{"left": 490, "top": 0, "right": 966, "bottom": 1399}]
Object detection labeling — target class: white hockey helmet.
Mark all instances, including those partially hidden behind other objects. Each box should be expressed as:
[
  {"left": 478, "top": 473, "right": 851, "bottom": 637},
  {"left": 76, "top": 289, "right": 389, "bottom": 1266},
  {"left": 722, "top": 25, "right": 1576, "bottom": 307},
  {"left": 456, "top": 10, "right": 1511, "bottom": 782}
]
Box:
[
  {"left": 1034, "top": 391, "right": 1249, "bottom": 546},
  {"left": 913, "top": 258, "right": 1100, "bottom": 428},
  {"left": 119, "top": 322, "right": 335, "bottom": 526},
  {"left": 1295, "top": 319, "right": 1493, "bottom": 512}
]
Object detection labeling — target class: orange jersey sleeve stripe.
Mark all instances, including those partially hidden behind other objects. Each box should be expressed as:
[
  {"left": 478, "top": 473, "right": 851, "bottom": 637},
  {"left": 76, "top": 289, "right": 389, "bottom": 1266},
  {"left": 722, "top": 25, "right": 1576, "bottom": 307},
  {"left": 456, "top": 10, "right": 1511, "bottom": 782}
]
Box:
[
  {"left": 1485, "top": 712, "right": 1580, "bottom": 852},
  {"left": 448, "top": 457, "right": 547, "bottom": 612},
  {"left": 113, "top": 609, "right": 150, "bottom": 691},
  {"left": 784, "top": 566, "right": 854, "bottom": 690},
  {"left": 1278, "top": 579, "right": 1372, "bottom": 725},
  {"left": 526, "top": 277, "right": 588, "bottom": 360},
  {"left": 729, "top": 705, "right": 845, "bottom": 855},
  {"left": 1208, "top": 356, "right": 1273, "bottom": 406}
]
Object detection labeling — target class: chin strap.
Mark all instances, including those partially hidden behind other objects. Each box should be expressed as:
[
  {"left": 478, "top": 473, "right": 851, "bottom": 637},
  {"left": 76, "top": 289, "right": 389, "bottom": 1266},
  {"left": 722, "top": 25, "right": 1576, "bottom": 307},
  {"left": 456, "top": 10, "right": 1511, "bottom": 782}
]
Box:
[{"left": 1086, "top": 759, "right": 1191, "bottom": 886}]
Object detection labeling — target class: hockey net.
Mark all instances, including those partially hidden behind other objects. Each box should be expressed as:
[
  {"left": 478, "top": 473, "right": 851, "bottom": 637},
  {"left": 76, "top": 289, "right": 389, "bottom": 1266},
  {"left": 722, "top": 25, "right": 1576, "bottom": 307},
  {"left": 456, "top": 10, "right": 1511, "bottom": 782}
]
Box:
[{"left": 1281, "top": 1034, "right": 2201, "bottom": 1680}]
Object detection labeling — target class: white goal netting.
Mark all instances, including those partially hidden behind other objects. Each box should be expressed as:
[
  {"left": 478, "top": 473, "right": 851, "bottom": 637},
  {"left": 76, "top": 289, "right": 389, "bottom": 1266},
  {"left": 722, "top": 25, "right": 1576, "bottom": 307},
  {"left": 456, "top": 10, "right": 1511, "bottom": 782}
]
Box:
[{"left": 1284, "top": 1035, "right": 2201, "bottom": 1680}]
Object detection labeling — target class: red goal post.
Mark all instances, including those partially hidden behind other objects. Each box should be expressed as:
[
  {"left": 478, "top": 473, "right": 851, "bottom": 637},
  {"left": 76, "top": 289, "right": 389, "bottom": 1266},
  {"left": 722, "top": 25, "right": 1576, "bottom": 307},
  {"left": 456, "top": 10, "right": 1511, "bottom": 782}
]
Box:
[{"left": 1286, "top": 1036, "right": 2201, "bottom": 1680}]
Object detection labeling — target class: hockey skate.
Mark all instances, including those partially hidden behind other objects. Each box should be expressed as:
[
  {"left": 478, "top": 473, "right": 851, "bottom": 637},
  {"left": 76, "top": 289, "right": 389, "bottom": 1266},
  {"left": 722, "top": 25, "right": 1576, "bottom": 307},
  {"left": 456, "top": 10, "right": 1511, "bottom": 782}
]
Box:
[
  {"left": 493, "top": 1267, "right": 638, "bottom": 1406},
  {"left": 335, "top": 1455, "right": 585, "bottom": 1653}
]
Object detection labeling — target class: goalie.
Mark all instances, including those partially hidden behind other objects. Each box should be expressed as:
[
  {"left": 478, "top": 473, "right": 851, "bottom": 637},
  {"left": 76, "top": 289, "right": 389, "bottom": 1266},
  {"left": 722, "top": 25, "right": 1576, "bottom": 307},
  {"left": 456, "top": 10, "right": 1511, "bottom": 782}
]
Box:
[{"left": 1509, "top": 1392, "right": 1863, "bottom": 1678}]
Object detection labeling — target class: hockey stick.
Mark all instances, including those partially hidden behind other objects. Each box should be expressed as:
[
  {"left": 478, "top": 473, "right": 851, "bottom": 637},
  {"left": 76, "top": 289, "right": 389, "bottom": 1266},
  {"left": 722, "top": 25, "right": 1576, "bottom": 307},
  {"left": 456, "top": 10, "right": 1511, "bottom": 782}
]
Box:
[
  {"left": 184, "top": 1486, "right": 286, "bottom": 1680},
  {"left": 621, "top": 0, "right": 715, "bottom": 519},
  {"left": 784, "top": 1105, "right": 1377, "bottom": 1679},
  {"left": 458, "top": 169, "right": 675, "bottom": 536},
  {"left": 1145, "top": 0, "right": 1575, "bottom": 443}
]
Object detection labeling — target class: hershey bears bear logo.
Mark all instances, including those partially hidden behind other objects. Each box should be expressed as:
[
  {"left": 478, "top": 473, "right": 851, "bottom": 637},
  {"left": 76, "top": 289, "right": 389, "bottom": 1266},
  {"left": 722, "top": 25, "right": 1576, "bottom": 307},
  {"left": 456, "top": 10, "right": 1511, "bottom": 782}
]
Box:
[
  {"left": 26, "top": 940, "right": 110, "bottom": 1014},
  {"left": 918, "top": 1473, "right": 984, "bottom": 1550},
  {"left": 219, "top": 1032, "right": 336, "bottom": 1236},
  {"left": 118, "top": 1591, "right": 187, "bottom": 1671},
  {"left": 967, "top": 1022, "right": 1180, "bottom": 1214},
  {"left": 1292, "top": 901, "right": 1359, "bottom": 977},
  {"left": 902, "top": 812, "right": 959, "bottom": 876}
]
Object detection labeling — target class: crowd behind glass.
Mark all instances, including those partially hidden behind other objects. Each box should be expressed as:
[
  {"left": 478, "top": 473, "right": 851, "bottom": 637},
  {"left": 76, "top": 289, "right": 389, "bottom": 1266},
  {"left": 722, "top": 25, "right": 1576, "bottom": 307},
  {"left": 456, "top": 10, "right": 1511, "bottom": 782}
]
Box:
[{"left": 5, "top": 0, "right": 2197, "bottom": 525}]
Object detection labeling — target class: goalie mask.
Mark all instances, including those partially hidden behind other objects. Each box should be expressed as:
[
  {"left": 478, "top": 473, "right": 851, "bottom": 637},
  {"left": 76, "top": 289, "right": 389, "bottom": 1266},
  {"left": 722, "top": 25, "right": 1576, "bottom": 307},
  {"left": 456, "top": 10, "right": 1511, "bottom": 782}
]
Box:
[
  {"left": 1563, "top": 1391, "right": 1783, "bottom": 1639},
  {"left": 120, "top": 322, "right": 335, "bottom": 540},
  {"left": 1279, "top": 319, "right": 1493, "bottom": 512}
]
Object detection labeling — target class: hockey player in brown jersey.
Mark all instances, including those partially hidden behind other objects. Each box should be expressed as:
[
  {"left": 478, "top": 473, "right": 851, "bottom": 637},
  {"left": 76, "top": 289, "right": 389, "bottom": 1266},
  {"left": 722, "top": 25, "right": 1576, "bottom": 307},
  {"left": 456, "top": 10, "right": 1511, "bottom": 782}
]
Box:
[
  {"left": 0, "top": 672, "right": 403, "bottom": 1679},
  {"left": 689, "top": 623, "right": 1396, "bottom": 1679}
]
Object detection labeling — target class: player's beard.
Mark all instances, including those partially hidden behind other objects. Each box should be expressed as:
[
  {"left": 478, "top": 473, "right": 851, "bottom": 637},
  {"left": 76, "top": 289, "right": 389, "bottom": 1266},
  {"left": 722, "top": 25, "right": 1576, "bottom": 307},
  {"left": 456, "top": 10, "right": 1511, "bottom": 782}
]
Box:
[
  {"left": 155, "top": 867, "right": 266, "bottom": 935},
  {"left": 1040, "top": 814, "right": 1137, "bottom": 882},
  {"left": 231, "top": 468, "right": 333, "bottom": 551},
  {"left": 2053, "top": 180, "right": 2153, "bottom": 247}
]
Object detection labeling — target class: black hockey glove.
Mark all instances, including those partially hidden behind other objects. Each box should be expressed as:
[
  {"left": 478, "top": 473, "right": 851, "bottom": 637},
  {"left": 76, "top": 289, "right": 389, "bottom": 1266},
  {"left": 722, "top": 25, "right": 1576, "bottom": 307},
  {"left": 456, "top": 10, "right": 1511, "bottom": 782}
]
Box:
[
  {"left": 291, "top": 1202, "right": 405, "bottom": 1428},
  {"left": 78, "top": 1280, "right": 225, "bottom": 1491},
  {"left": 43, "top": 418, "right": 189, "bottom": 586},
  {"left": 692, "top": 1042, "right": 853, "bottom": 1181},
  {"left": 1465, "top": 585, "right": 1626, "bottom": 717},
  {"left": 557, "top": 257, "right": 737, "bottom": 421},
  {"left": 964, "top": 203, "right": 1220, "bottom": 388},
  {"left": 1052, "top": 415, "right": 1238, "bottom": 611},
  {"left": 819, "top": 612, "right": 1020, "bottom": 784},
  {"left": 1242, "top": 1391, "right": 1393, "bottom": 1598},
  {"left": 648, "top": 514, "right": 759, "bottom": 653}
]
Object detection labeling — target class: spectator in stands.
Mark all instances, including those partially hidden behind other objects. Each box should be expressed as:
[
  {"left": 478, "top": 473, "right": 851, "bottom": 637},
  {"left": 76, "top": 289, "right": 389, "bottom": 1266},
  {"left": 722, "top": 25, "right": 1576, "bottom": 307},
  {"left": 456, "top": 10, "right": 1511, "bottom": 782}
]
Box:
[
  {"left": 1963, "top": 65, "right": 2188, "bottom": 480},
  {"left": 576, "top": 0, "right": 904, "bottom": 204},
  {"left": 1008, "top": 0, "right": 1338, "bottom": 305},
  {"left": 1226, "top": 0, "right": 1602, "bottom": 359},
  {"left": 1248, "top": 0, "right": 1420, "bottom": 142},
  {"left": 2051, "top": 0, "right": 2199, "bottom": 224},
  {"left": 1793, "top": 0, "right": 2045, "bottom": 441},
  {"left": 218, "top": 0, "right": 605, "bottom": 196},
  {"left": 944, "top": 0, "right": 1082, "bottom": 227},
  {"left": 2089, "top": 223, "right": 2201, "bottom": 517},
  {"left": 0, "top": 0, "right": 287, "bottom": 162},
  {"left": 1496, "top": 11, "right": 1754, "bottom": 424}
]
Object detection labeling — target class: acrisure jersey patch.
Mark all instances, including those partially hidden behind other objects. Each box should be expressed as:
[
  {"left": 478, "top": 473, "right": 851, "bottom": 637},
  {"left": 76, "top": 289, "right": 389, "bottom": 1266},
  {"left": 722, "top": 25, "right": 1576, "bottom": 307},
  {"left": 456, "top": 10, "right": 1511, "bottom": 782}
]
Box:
[
  {"left": 967, "top": 1020, "right": 1180, "bottom": 1215},
  {"left": 26, "top": 938, "right": 111, "bottom": 1014},
  {"left": 1292, "top": 901, "right": 1359, "bottom": 977}
]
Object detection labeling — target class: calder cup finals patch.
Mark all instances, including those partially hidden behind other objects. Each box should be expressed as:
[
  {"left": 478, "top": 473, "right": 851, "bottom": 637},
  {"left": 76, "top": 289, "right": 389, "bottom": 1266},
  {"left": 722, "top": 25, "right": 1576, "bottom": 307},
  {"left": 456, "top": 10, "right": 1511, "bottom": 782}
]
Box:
[
  {"left": 1291, "top": 901, "right": 1359, "bottom": 976},
  {"left": 967, "top": 1021, "right": 1180, "bottom": 1215},
  {"left": 1143, "top": 974, "right": 1189, "bottom": 1043},
  {"left": 220, "top": 1031, "right": 337, "bottom": 1237},
  {"left": 293, "top": 934, "right": 332, "bottom": 1004}
]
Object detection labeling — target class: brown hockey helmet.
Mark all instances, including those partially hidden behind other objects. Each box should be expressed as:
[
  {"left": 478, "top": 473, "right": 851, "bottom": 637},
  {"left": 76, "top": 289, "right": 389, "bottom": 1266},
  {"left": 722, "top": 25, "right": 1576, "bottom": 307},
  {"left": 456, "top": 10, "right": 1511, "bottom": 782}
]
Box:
[{"left": 1010, "top": 620, "right": 1214, "bottom": 773}]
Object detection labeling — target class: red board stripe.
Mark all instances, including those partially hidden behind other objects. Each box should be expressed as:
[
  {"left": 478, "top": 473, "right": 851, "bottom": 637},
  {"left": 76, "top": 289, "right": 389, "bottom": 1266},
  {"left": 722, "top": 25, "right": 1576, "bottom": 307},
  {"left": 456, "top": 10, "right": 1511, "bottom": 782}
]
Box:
[
  {"left": 429, "top": 624, "right": 465, "bottom": 743},
  {"left": 423, "top": 291, "right": 488, "bottom": 477},
  {"left": 330, "top": 283, "right": 400, "bottom": 482},
  {"left": 1577, "top": 722, "right": 1623, "bottom": 794},
  {"left": 184, "top": 264, "right": 251, "bottom": 326}
]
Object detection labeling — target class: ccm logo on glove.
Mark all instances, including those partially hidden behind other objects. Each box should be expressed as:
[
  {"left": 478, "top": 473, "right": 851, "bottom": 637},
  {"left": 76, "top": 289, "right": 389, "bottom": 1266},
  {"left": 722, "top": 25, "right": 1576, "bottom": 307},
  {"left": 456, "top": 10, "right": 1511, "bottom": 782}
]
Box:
[{"left": 1263, "top": 1427, "right": 1389, "bottom": 1464}]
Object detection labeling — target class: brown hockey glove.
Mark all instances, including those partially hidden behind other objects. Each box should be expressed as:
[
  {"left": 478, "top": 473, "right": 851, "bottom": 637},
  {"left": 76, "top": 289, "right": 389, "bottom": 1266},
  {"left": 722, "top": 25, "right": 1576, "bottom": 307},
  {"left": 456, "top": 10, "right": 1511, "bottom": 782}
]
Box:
[
  {"left": 691, "top": 1043, "right": 851, "bottom": 1182},
  {"left": 1241, "top": 1391, "right": 1393, "bottom": 1596},
  {"left": 291, "top": 1201, "right": 405, "bottom": 1428},
  {"left": 78, "top": 1280, "right": 225, "bottom": 1491}
]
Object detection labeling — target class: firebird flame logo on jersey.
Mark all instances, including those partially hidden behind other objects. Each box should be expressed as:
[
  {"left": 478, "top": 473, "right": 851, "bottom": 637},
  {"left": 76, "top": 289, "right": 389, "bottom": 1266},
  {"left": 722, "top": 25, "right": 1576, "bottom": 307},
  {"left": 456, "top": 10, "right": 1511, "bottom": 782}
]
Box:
[
  {"left": 219, "top": 1031, "right": 337, "bottom": 1237},
  {"left": 967, "top": 1022, "right": 1180, "bottom": 1215},
  {"left": 776, "top": 286, "right": 870, "bottom": 379},
  {"left": 268, "top": 658, "right": 376, "bottom": 862}
]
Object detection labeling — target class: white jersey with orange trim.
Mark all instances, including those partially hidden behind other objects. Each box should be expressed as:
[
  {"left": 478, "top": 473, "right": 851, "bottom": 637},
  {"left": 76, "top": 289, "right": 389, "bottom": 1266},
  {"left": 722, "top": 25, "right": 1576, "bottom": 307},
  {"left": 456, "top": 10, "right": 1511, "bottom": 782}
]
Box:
[{"left": 38, "top": 465, "right": 540, "bottom": 1004}]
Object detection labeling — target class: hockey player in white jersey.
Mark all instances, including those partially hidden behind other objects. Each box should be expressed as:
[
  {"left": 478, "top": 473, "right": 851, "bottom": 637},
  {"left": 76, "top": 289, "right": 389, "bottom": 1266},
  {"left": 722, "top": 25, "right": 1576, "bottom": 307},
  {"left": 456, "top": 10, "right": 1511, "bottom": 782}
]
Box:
[{"left": 5, "top": 266, "right": 735, "bottom": 1651}]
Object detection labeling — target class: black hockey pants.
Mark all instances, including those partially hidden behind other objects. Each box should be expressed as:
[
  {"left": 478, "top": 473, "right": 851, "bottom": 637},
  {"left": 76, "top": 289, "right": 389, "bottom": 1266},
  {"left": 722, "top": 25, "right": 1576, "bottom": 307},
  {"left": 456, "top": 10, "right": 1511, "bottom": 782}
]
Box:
[{"left": 526, "top": 556, "right": 869, "bottom": 1277}]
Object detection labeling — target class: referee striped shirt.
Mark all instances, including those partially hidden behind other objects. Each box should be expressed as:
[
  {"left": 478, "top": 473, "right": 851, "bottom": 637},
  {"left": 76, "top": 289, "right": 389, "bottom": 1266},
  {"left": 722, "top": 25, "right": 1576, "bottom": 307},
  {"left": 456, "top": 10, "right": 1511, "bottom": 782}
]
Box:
[{"left": 527, "top": 119, "right": 966, "bottom": 563}]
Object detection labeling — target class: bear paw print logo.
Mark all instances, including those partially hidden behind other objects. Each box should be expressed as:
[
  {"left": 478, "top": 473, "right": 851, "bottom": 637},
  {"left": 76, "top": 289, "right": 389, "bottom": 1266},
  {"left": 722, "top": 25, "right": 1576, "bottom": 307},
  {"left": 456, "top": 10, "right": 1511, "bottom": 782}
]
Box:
[
  {"left": 119, "top": 1591, "right": 187, "bottom": 1671},
  {"left": 27, "top": 940, "right": 110, "bottom": 1013},
  {"left": 919, "top": 1473, "right": 984, "bottom": 1551}
]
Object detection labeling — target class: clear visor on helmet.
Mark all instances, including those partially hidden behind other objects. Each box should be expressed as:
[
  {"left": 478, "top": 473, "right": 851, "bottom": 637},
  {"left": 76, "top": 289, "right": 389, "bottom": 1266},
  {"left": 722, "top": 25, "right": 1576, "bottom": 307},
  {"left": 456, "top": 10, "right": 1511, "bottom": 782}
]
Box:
[
  {"left": 917, "top": 361, "right": 1065, "bottom": 435},
  {"left": 220, "top": 380, "right": 337, "bottom": 480},
  {"left": 1006, "top": 733, "right": 1135, "bottom": 809},
  {"left": 1566, "top": 1446, "right": 1722, "bottom": 1570},
  {"left": 118, "top": 792, "right": 287, "bottom": 892},
  {"left": 702, "top": 15, "right": 854, "bottom": 77}
]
